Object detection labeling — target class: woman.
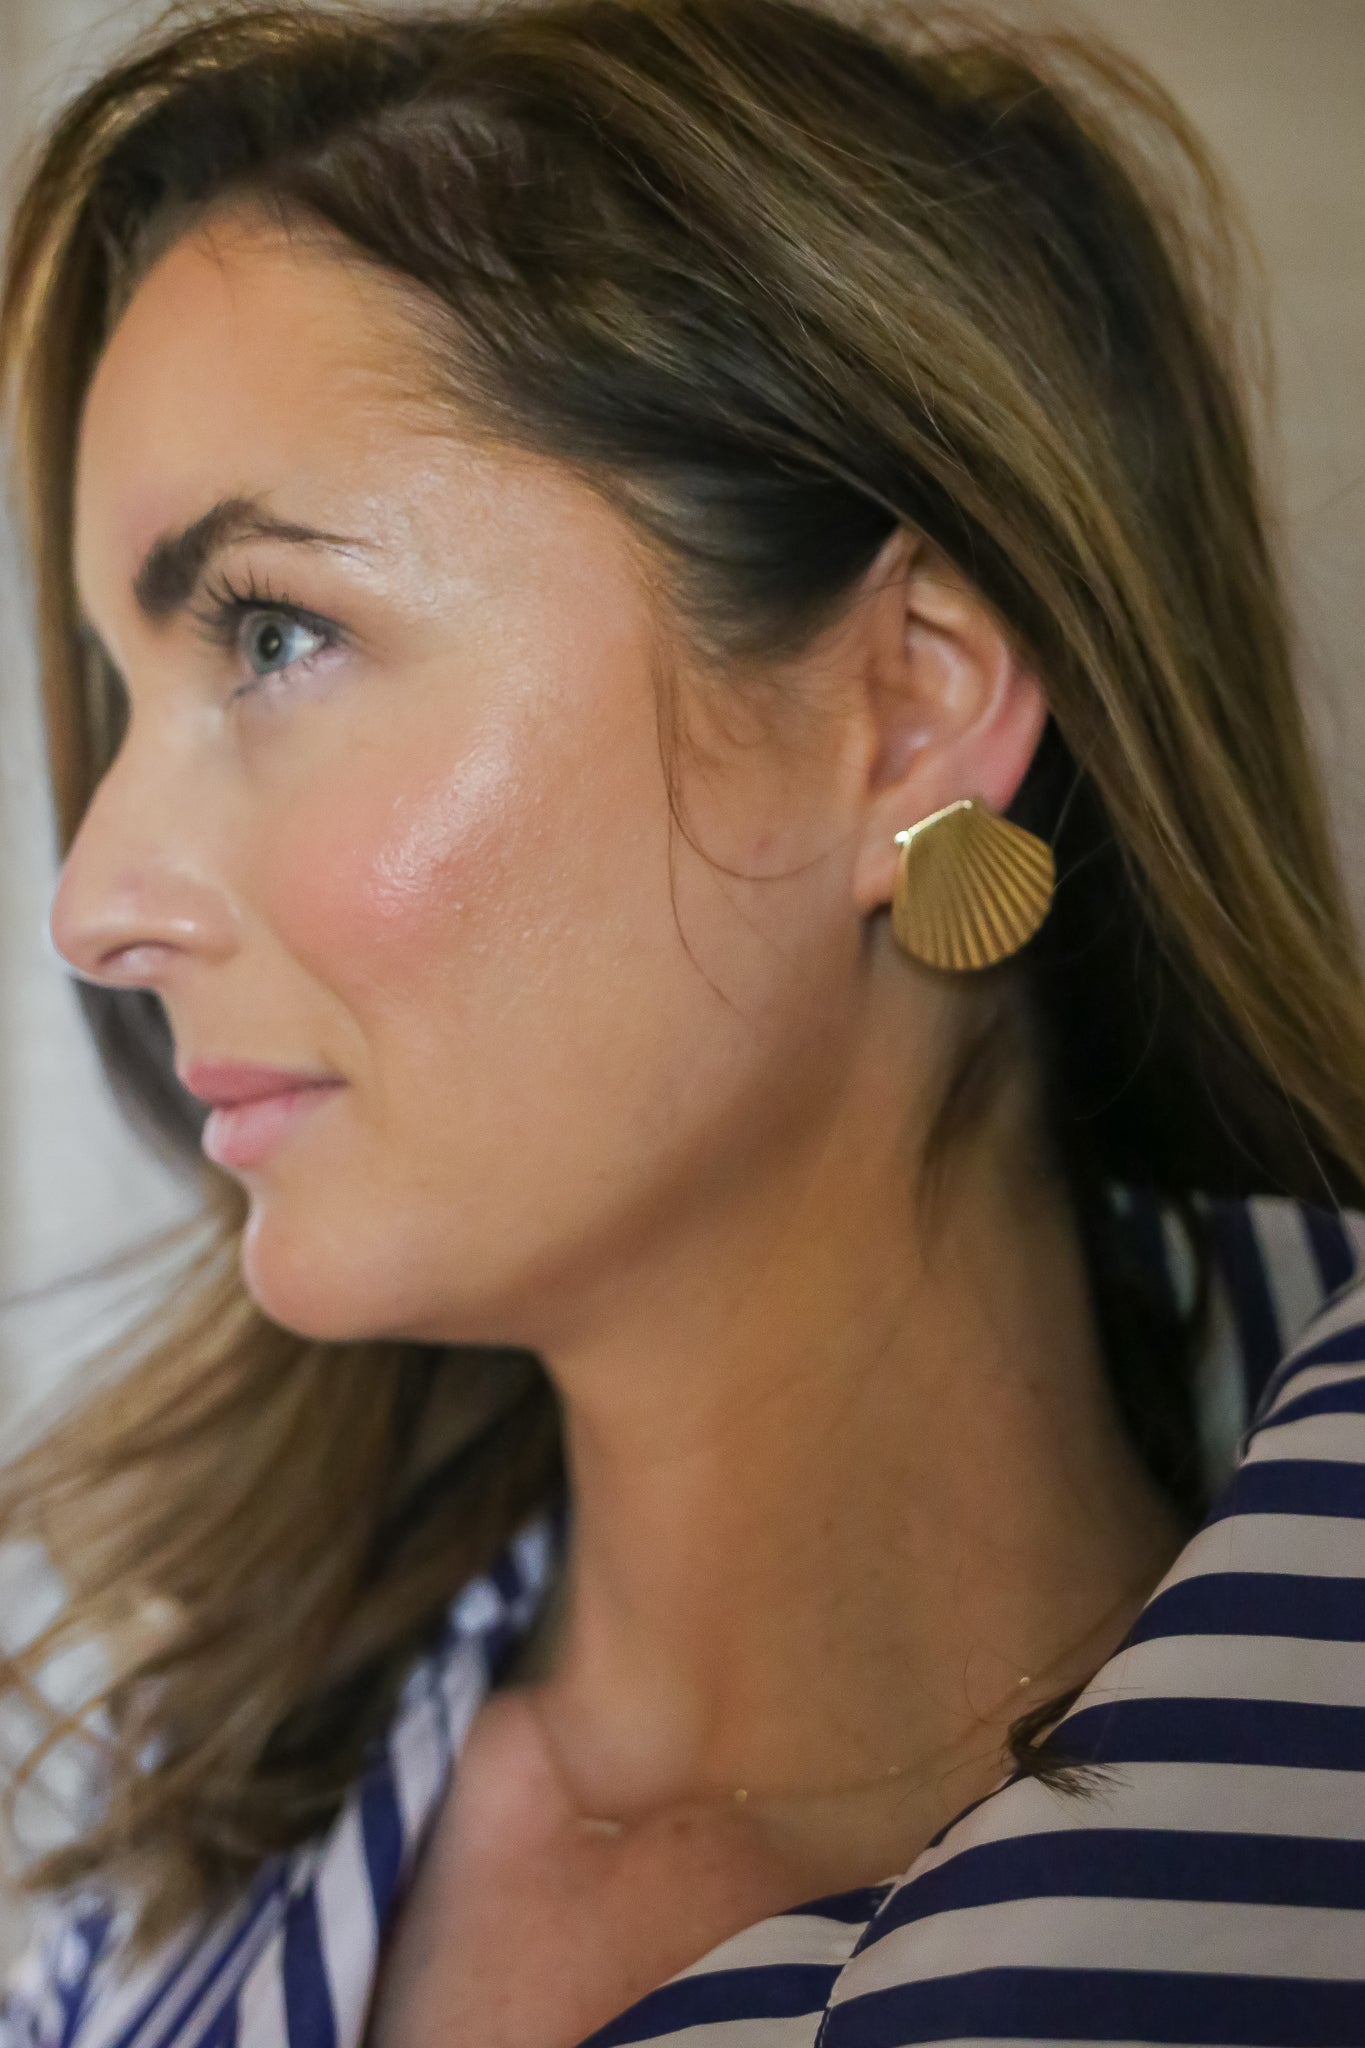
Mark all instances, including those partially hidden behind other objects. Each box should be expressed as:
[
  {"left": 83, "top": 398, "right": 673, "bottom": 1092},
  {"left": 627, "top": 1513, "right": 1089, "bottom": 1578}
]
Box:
[{"left": 1, "top": 0, "right": 1363, "bottom": 2041}]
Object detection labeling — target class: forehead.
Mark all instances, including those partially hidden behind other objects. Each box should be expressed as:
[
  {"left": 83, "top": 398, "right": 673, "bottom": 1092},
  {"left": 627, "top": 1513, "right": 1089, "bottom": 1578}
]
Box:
[{"left": 73, "top": 212, "right": 454, "bottom": 591}]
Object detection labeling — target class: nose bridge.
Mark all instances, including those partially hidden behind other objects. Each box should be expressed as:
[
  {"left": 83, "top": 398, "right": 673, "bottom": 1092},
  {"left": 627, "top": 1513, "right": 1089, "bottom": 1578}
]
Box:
[{"left": 49, "top": 712, "right": 240, "bottom": 989}]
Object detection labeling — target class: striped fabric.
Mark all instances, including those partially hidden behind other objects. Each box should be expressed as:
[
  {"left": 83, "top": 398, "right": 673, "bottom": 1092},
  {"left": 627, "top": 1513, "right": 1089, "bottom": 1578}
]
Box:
[{"left": 4, "top": 1187, "right": 1365, "bottom": 2048}]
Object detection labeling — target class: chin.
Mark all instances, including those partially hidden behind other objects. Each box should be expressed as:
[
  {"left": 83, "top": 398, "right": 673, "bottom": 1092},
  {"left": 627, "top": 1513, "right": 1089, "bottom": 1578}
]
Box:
[
  {"left": 237, "top": 1204, "right": 394, "bottom": 1341},
  {"left": 235, "top": 1199, "right": 496, "bottom": 1345}
]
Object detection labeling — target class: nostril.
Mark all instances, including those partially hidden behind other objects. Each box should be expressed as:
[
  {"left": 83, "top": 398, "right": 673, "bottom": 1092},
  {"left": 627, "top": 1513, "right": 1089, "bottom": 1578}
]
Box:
[
  {"left": 59, "top": 936, "right": 181, "bottom": 991},
  {"left": 48, "top": 855, "right": 239, "bottom": 983},
  {"left": 90, "top": 940, "right": 182, "bottom": 990},
  {"left": 46, "top": 895, "right": 178, "bottom": 988}
]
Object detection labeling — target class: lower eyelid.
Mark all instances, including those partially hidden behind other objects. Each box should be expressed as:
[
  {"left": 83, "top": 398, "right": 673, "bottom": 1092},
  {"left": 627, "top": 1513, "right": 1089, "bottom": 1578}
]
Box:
[{"left": 232, "top": 635, "right": 343, "bottom": 703}]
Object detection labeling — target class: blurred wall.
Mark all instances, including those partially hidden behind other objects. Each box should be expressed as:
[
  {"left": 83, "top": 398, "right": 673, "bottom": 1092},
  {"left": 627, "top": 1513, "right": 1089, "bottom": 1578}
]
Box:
[
  {"left": 1, "top": 0, "right": 1362, "bottom": 1963},
  {"left": 0, "top": 0, "right": 194, "bottom": 1425}
]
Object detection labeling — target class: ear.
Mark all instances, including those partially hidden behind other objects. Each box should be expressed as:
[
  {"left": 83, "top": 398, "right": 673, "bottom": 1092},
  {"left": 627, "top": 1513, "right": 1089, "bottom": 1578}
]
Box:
[{"left": 845, "top": 526, "right": 1050, "bottom": 917}]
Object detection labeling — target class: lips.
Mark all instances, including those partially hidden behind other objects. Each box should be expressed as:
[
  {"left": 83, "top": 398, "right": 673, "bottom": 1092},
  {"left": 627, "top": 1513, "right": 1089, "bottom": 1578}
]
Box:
[
  {"left": 180, "top": 1061, "right": 341, "bottom": 1107},
  {"left": 179, "top": 1063, "right": 344, "bottom": 1170}
]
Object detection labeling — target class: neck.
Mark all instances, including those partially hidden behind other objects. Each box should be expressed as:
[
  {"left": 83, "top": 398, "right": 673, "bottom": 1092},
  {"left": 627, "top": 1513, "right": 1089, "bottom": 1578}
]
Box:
[{"left": 511, "top": 977, "right": 1186, "bottom": 1853}]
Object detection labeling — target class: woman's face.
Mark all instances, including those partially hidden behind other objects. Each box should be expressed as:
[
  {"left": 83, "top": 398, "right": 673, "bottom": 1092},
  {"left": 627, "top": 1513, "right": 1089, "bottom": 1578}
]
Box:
[{"left": 58, "top": 212, "right": 880, "bottom": 1348}]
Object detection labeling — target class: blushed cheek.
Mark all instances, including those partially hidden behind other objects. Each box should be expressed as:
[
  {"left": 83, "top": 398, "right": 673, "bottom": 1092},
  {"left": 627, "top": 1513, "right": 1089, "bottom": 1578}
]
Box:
[{"left": 260, "top": 723, "right": 541, "bottom": 1020}]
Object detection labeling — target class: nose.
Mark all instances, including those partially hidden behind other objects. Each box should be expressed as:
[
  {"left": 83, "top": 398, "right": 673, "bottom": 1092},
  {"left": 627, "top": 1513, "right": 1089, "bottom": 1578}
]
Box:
[{"left": 49, "top": 744, "right": 239, "bottom": 992}]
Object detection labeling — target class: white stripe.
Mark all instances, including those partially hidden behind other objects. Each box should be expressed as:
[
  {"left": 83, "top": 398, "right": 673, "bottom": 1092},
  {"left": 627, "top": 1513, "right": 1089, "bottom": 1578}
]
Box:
[
  {"left": 387, "top": 1663, "right": 456, "bottom": 1862},
  {"left": 64, "top": 1913, "right": 198, "bottom": 2048},
  {"left": 882, "top": 1762, "right": 1365, "bottom": 1897},
  {"left": 509, "top": 1516, "right": 557, "bottom": 1603},
  {"left": 174, "top": 1876, "right": 292, "bottom": 2048},
  {"left": 193, "top": 1880, "right": 301, "bottom": 2048},
  {"left": 667, "top": 1905, "right": 866, "bottom": 1983},
  {"left": 1157, "top": 1511, "right": 1365, "bottom": 1586},
  {"left": 446, "top": 1576, "right": 504, "bottom": 1634},
  {"left": 834, "top": 1894, "right": 1365, "bottom": 1998},
  {"left": 1083, "top": 1630, "right": 1365, "bottom": 1708},
  {"left": 112, "top": 1890, "right": 260, "bottom": 2048},
  {"left": 1243, "top": 1407, "right": 1365, "bottom": 1466},
  {"left": 1258, "top": 1360, "right": 1365, "bottom": 1413},
  {"left": 311, "top": 1801, "right": 379, "bottom": 2048},
  {"left": 436, "top": 1633, "right": 492, "bottom": 1758},
  {"left": 1278, "top": 1281, "right": 1365, "bottom": 1358},
  {"left": 1252, "top": 1199, "right": 1326, "bottom": 1354},
  {"left": 233, "top": 1923, "right": 289, "bottom": 2048}
]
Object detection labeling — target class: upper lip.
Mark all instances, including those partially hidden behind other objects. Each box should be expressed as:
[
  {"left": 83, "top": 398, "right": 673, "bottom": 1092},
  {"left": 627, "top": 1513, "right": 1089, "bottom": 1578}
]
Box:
[{"left": 179, "top": 1061, "right": 343, "bottom": 1108}]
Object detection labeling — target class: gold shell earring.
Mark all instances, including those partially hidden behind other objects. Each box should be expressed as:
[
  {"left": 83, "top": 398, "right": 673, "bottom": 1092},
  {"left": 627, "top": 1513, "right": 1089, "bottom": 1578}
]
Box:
[{"left": 890, "top": 798, "right": 1055, "bottom": 971}]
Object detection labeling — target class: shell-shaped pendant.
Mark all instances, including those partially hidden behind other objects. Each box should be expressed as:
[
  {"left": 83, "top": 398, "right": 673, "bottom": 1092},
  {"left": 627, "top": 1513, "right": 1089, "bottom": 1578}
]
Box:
[{"left": 891, "top": 798, "right": 1054, "bottom": 971}]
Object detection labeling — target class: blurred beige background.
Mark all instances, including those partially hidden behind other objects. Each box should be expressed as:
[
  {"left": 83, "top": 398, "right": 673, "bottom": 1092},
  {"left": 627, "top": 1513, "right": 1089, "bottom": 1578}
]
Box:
[{"left": 1, "top": 0, "right": 1362, "bottom": 1962}]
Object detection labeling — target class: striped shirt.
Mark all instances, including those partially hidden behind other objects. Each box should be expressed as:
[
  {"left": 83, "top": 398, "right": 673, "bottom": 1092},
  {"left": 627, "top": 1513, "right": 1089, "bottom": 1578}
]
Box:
[{"left": 4, "top": 1186, "right": 1365, "bottom": 2047}]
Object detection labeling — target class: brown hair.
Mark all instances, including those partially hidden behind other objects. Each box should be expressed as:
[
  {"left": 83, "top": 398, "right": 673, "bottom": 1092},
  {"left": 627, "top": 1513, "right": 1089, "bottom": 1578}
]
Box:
[{"left": 3, "top": 0, "right": 1364, "bottom": 1959}]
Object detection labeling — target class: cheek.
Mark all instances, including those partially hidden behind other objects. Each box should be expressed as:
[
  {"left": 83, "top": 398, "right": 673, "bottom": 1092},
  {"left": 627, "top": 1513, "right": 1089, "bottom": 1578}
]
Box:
[
  {"left": 251, "top": 692, "right": 678, "bottom": 1106},
  {"left": 261, "top": 723, "right": 537, "bottom": 1027}
]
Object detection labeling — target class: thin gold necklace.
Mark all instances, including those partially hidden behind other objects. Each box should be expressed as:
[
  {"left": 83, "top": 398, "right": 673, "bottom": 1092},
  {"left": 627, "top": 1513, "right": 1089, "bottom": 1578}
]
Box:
[
  {"left": 571, "top": 1667, "right": 1038, "bottom": 1836},
  {"left": 543, "top": 1522, "right": 1177, "bottom": 1836}
]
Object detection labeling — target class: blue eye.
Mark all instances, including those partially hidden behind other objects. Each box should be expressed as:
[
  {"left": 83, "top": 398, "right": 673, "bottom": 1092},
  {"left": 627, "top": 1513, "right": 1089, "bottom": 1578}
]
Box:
[
  {"left": 190, "top": 574, "right": 340, "bottom": 701},
  {"left": 242, "top": 611, "right": 326, "bottom": 680}
]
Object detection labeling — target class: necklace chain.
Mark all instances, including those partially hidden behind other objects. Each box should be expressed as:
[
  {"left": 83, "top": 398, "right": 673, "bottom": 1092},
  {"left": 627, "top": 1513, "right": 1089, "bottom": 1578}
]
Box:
[
  {"left": 572, "top": 1669, "right": 1037, "bottom": 1835},
  {"left": 544, "top": 1531, "right": 1181, "bottom": 1838}
]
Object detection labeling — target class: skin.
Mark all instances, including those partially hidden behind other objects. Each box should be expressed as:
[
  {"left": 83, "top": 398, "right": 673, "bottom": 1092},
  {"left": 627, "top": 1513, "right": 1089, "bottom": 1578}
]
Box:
[{"left": 59, "top": 210, "right": 1186, "bottom": 2022}]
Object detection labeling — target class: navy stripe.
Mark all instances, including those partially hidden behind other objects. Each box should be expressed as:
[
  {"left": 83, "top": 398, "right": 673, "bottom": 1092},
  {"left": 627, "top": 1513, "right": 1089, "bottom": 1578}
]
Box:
[
  {"left": 1203, "top": 1460, "right": 1365, "bottom": 1522},
  {"left": 1207, "top": 1197, "right": 1284, "bottom": 1410},
  {"left": 834, "top": 1774, "right": 1033, "bottom": 1953},
  {"left": 824, "top": 1966, "right": 1365, "bottom": 2046},
  {"left": 488, "top": 1549, "right": 525, "bottom": 1606},
  {"left": 1057, "top": 1694, "right": 1365, "bottom": 1771},
  {"left": 1255, "top": 1326, "right": 1365, "bottom": 1420},
  {"left": 578, "top": 1964, "right": 840, "bottom": 2045},
  {"left": 279, "top": 1889, "right": 336, "bottom": 2048},
  {"left": 1259, "top": 1378, "right": 1365, "bottom": 1430},
  {"left": 866, "top": 1830, "right": 1365, "bottom": 1938},
  {"left": 135, "top": 1867, "right": 287, "bottom": 2048},
  {"left": 359, "top": 1766, "right": 403, "bottom": 1922},
  {"left": 56, "top": 1906, "right": 114, "bottom": 2048},
  {"left": 1126, "top": 1570, "right": 1365, "bottom": 1644},
  {"left": 192, "top": 2001, "right": 238, "bottom": 2048},
  {"left": 90, "top": 1903, "right": 221, "bottom": 2048},
  {"left": 481, "top": 1619, "right": 527, "bottom": 1687},
  {"left": 1303, "top": 1206, "right": 1359, "bottom": 1297}
]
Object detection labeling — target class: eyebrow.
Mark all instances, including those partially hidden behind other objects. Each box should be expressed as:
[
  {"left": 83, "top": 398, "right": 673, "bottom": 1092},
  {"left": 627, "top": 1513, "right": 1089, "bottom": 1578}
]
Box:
[{"left": 129, "top": 495, "right": 371, "bottom": 618}]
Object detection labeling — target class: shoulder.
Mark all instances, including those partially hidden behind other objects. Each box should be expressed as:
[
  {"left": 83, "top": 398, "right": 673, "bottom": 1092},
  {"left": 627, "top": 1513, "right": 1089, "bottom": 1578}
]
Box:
[
  {"left": 565, "top": 1206, "right": 1365, "bottom": 2045},
  {"left": 818, "top": 1259, "right": 1365, "bottom": 2044},
  {"left": 0, "top": 1513, "right": 559, "bottom": 2048}
]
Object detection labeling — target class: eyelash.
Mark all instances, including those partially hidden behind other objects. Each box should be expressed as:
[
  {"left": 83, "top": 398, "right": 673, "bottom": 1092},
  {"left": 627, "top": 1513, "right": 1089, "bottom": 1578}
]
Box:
[{"left": 190, "top": 569, "right": 341, "bottom": 698}]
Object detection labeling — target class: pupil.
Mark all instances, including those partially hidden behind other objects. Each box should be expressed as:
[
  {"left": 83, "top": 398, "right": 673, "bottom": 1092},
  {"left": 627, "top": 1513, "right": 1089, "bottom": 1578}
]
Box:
[{"left": 256, "top": 619, "right": 284, "bottom": 665}]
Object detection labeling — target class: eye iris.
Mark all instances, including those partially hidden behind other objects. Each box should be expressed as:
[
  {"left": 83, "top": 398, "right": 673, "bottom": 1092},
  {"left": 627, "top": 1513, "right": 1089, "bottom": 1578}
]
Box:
[{"left": 253, "top": 618, "right": 287, "bottom": 668}]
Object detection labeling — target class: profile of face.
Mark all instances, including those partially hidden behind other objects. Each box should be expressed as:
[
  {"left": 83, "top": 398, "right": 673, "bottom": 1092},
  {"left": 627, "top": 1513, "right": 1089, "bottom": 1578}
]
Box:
[{"left": 57, "top": 209, "right": 1043, "bottom": 1351}]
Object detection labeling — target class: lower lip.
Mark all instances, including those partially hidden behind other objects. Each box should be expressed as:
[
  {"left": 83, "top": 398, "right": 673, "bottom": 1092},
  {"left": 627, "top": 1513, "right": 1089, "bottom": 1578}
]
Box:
[{"left": 202, "top": 1084, "right": 344, "bottom": 1171}]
